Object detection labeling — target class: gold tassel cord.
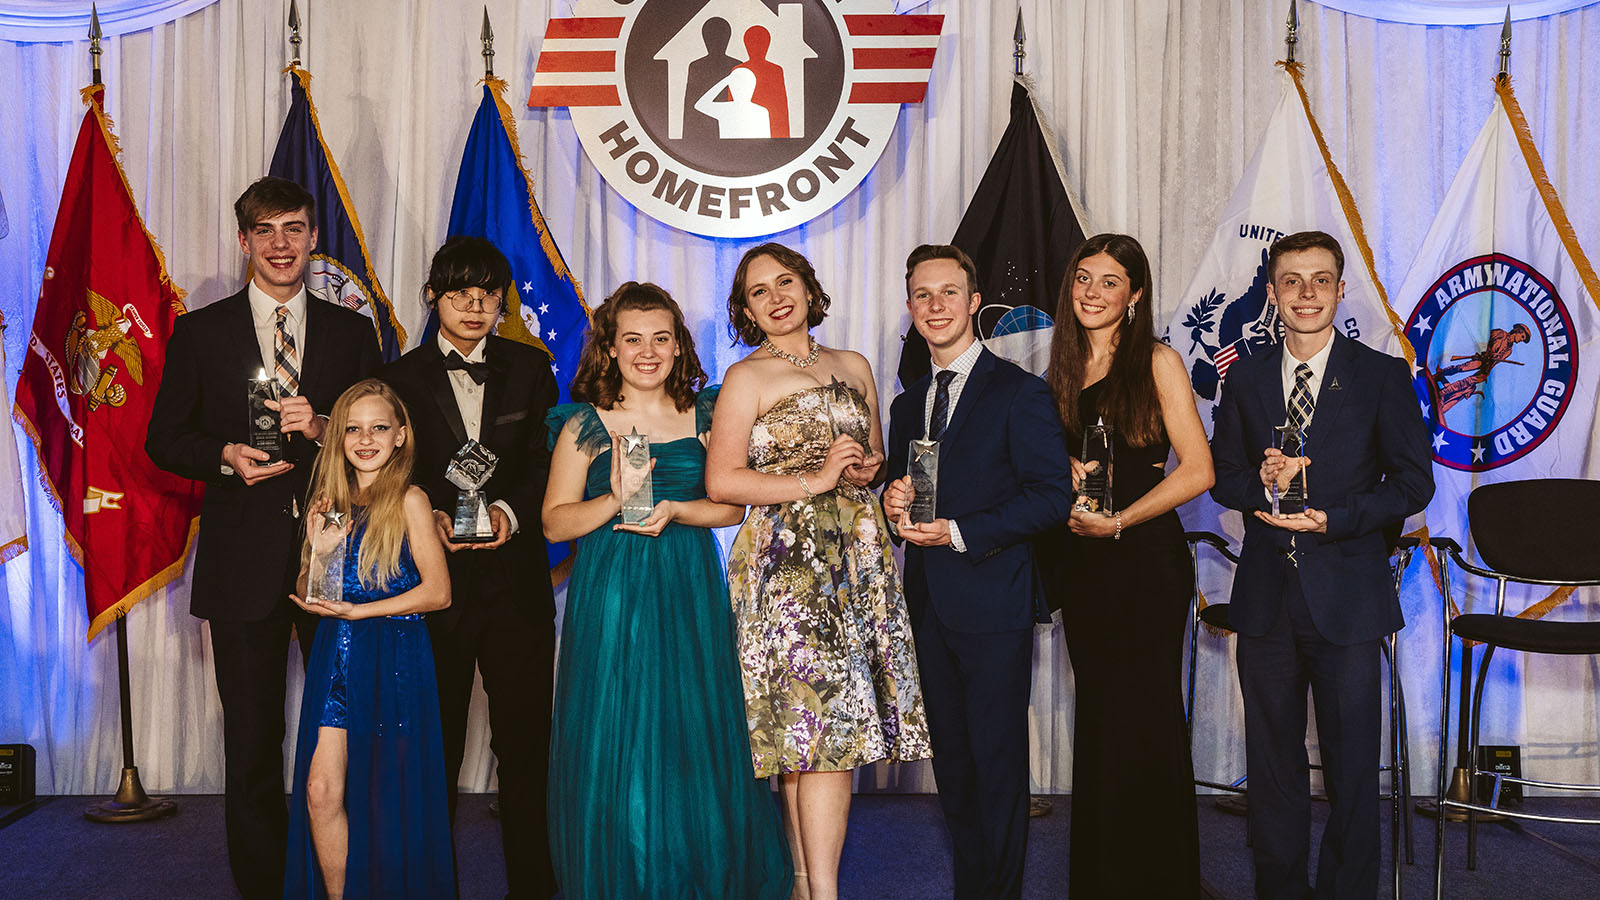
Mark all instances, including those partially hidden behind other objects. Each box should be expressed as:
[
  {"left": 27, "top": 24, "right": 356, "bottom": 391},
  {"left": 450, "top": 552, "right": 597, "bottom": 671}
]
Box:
[{"left": 1279, "top": 61, "right": 1415, "bottom": 368}]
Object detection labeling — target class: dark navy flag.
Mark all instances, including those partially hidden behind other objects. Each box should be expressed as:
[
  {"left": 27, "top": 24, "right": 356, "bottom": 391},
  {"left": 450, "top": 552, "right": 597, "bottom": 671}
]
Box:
[
  {"left": 269, "top": 67, "right": 406, "bottom": 361},
  {"left": 443, "top": 77, "right": 589, "bottom": 404},
  {"left": 898, "top": 80, "right": 1085, "bottom": 386}
]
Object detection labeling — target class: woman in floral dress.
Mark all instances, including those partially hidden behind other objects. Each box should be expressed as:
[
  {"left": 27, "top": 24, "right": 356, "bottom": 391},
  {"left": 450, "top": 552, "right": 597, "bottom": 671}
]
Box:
[{"left": 706, "top": 242, "right": 931, "bottom": 900}]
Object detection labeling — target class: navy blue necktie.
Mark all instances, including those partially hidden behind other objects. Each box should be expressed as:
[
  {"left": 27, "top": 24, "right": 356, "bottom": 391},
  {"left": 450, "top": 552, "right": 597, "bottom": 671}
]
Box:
[{"left": 929, "top": 370, "right": 956, "bottom": 441}]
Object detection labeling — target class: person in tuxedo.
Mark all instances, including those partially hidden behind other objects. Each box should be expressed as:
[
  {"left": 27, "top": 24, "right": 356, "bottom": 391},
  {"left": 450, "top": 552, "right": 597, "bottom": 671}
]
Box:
[
  {"left": 146, "top": 176, "right": 381, "bottom": 899},
  {"left": 1210, "top": 230, "right": 1433, "bottom": 900},
  {"left": 378, "top": 235, "right": 559, "bottom": 900},
  {"left": 882, "top": 244, "right": 1075, "bottom": 900}
]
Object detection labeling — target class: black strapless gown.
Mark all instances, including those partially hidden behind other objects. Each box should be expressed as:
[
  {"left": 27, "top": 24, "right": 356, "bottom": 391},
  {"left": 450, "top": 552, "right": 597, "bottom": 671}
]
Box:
[{"left": 1059, "top": 379, "right": 1200, "bottom": 898}]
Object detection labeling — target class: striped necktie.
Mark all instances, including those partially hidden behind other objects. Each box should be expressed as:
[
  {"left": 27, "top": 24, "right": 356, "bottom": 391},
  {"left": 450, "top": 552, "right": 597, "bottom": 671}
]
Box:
[
  {"left": 274, "top": 306, "right": 301, "bottom": 395},
  {"left": 929, "top": 370, "right": 956, "bottom": 441},
  {"left": 1286, "top": 363, "right": 1314, "bottom": 446}
]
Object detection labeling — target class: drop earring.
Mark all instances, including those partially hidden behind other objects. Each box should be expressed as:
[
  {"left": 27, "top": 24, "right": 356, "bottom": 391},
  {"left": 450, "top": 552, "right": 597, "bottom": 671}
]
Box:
[{"left": 1126, "top": 304, "right": 1136, "bottom": 324}]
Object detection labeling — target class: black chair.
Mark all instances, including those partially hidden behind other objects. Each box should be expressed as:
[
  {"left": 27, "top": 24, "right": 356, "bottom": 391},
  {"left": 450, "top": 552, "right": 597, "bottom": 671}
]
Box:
[
  {"left": 1431, "top": 479, "right": 1600, "bottom": 899},
  {"left": 1184, "top": 531, "right": 1418, "bottom": 897}
]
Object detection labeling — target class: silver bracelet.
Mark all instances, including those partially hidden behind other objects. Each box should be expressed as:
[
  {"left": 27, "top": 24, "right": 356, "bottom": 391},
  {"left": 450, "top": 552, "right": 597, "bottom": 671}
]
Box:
[
  {"left": 1114, "top": 513, "right": 1123, "bottom": 540},
  {"left": 796, "top": 473, "right": 815, "bottom": 499}
]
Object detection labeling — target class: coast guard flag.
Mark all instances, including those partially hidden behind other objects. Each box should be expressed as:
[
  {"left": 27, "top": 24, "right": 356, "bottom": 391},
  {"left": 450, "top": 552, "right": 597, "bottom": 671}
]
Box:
[
  {"left": 898, "top": 79, "right": 1084, "bottom": 385},
  {"left": 269, "top": 67, "right": 406, "bottom": 361},
  {"left": 444, "top": 77, "right": 589, "bottom": 402},
  {"left": 12, "top": 85, "right": 203, "bottom": 639},
  {"left": 1, "top": 313, "right": 26, "bottom": 563},
  {"left": 1164, "top": 63, "right": 1410, "bottom": 427},
  {"left": 1395, "top": 77, "right": 1600, "bottom": 619}
]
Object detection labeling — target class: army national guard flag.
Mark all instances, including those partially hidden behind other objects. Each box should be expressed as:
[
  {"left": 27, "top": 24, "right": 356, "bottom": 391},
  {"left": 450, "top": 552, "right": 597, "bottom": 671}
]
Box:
[
  {"left": 898, "top": 79, "right": 1085, "bottom": 386},
  {"left": 1396, "top": 77, "right": 1600, "bottom": 618},
  {"left": 12, "top": 86, "right": 203, "bottom": 640},
  {"left": 270, "top": 67, "right": 406, "bottom": 361},
  {"left": 1, "top": 314, "right": 25, "bottom": 562},
  {"left": 446, "top": 77, "right": 589, "bottom": 402},
  {"left": 1164, "top": 63, "right": 1410, "bottom": 426}
]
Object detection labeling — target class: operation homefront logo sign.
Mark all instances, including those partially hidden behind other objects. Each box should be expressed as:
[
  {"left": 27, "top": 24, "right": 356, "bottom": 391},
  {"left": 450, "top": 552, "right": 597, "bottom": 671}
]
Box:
[
  {"left": 529, "top": 0, "right": 943, "bottom": 238},
  {"left": 1406, "top": 253, "right": 1578, "bottom": 472}
]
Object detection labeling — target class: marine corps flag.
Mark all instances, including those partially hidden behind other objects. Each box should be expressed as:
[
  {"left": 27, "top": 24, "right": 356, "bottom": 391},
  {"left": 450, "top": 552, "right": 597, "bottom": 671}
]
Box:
[
  {"left": 12, "top": 85, "right": 203, "bottom": 640},
  {"left": 897, "top": 79, "right": 1085, "bottom": 385},
  {"left": 269, "top": 67, "right": 406, "bottom": 361},
  {"left": 1395, "top": 76, "right": 1600, "bottom": 622}
]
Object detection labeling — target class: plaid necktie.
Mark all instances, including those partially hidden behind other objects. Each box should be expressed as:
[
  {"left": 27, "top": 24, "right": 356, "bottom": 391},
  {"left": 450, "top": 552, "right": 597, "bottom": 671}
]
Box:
[
  {"left": 928, "top": 370, "right": 956, "bottom": 441},
  {"left": 274, "top": 306, "right": 300, "bottom": 395},
  {"left": 1284, "top": 362, "right": 1314, "bottom": 557}
]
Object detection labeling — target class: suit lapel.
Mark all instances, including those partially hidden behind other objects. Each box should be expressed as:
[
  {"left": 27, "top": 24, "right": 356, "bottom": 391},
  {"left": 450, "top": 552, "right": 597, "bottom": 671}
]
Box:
[
  {"left": 421, "top": 341, "right": 470, "bottom": 447},
  {"left": 479, "top": 338, "right": 507, "bottom": 447},
  {"left": 1306, "top": 333, "right": 1354, "bottom": 447},
  {"left": 1256, "top": 343, "right": 1287, "bottom": 426},
  {"left": 940, "top": 347, "right": 994, "bottom": 442},
  {"left": 297, "top": 295, "right": 325, "bottom": 399},
  {"left": 228, "top": 291, "right": 265, "bottom": 377}
]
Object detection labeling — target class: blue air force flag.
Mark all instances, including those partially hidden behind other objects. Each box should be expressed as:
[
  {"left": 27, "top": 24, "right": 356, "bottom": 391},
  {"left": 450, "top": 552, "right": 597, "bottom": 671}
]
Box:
[
  {"left": 1397, "top": 79, "right": 1600, "bottom": 534},
  {"left": 1163, "top": 65, "right": 1410, "bottom": 425},
  {"left": 446, "top": 78, "right": 589, "bottom": 403},
  {"left": 269, "top": 67, "right": 406, "bottom": 361}
]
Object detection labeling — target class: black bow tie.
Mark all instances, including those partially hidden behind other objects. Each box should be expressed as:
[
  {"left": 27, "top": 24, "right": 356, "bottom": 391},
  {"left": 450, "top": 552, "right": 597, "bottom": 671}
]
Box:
[{"left": 444, "top": 352, "right": 489, "bottom": 385}]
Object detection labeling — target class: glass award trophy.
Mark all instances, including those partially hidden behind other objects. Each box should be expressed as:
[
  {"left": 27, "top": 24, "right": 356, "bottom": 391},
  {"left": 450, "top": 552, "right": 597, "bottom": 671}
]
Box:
[
  {"left": 306, "top": 508, "right": 346, "bottom": 605},
  {"left": 246, "top": 368, "right": 284, "bottom": 464},
  {"left": 907, "top": 439, "right": 939, "bottom": 524},
  {"left": 619, "top": 427, "right": 654, "bottom": 526},
  {"left": 446, "top": 440, "right": 500, "bottom": 542},
  {"left": 1272, "top": 421, "right": 1308, "bottom": 516},
  {"left": 1074, "top": 417, "right": 1114, "bottom": 514}
]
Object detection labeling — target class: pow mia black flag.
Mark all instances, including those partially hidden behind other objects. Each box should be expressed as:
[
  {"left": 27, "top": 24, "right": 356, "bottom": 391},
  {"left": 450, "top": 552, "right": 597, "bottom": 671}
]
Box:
[{"left": 897, "top": 80, "right": 1086, "bottom": 386}]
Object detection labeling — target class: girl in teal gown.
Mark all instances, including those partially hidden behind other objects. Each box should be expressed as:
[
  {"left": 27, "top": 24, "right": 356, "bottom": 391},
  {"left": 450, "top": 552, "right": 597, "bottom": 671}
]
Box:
[{"left": 543, "top": 282, "right": 791, "bottom": 900}]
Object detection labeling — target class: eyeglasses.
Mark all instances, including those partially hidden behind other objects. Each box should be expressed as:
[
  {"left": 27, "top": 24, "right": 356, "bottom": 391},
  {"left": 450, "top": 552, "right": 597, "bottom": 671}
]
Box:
[{"left": 443, "top": 290, "right": 504, "bottom": 313}]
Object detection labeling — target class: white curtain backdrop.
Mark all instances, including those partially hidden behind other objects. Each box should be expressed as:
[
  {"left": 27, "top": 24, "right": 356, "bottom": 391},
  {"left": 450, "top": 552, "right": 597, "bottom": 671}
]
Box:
[{"left": 2, "top": 0, "right": 1598, "bottom": 795}]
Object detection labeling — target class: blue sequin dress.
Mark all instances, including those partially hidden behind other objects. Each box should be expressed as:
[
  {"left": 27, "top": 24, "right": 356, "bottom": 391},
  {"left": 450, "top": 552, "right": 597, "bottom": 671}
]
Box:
[
  {"left": 284, "top": 519, "right": 454, "bottom": 900},
  {"left": 545, "top": 388, "right": 792, "bottom": 900}
]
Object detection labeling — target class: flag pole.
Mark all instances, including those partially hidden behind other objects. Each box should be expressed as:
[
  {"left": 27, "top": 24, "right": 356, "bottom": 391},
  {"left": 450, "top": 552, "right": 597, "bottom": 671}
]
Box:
[
  {"left": 1284, "top": 0, "right": 1298, "bottom": 65},
  {"left": 482, "top": 7, "right": 496, "bottom": 79},
  {"left": 289, "top": 0, "right": 302, "bottom": 69},
  {"left": 1012, "top": 8, "right": 1024, "bottom": 78},
  {"left": 83, "top": 1, "right": 175, "bottom": 824}
]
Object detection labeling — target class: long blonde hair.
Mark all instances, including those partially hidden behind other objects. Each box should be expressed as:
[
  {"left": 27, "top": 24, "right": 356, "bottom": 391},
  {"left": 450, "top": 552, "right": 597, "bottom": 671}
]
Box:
[{"left": 304, "top": 379, "right": 415, "bottom": 588}]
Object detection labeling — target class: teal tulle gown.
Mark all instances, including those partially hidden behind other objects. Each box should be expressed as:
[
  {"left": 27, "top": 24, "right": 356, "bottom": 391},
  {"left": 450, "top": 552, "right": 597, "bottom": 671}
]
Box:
[
  {"left": 546, "top": 388, "right": 792, "bottom": 900},
  {"left": 284, "top": 520, "right": 453, "bottom": 899}
]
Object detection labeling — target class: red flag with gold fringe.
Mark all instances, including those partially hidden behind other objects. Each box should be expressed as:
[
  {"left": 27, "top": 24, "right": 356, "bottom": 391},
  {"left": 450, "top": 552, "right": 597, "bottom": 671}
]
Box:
[{"left": 12, "top": 85, "right": 203, "bottom": 641}]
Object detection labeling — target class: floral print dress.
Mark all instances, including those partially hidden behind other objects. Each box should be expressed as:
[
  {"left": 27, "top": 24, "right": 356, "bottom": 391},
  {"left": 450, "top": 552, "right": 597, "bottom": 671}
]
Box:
[{"left": 728, "top": 383, "right": 932, "bottom": 777}]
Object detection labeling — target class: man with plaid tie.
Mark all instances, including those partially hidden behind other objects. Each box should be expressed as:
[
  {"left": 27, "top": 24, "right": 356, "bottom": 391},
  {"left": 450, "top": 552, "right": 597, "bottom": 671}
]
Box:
[
  {"left": 1210, "top": 231, "right": 1433, "bottom": 900},
  {"left": 883, "top": 244, "right": 1075, "bottom": 900},
  {"left": 148, "top": 176, "right": 381, "bottom": 899}
]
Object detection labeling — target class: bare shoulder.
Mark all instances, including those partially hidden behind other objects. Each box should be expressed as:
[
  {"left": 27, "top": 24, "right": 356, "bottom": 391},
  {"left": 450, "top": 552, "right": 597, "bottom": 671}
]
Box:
[{"left": 403, "top": 485, "right": 433, "bottom": 515}]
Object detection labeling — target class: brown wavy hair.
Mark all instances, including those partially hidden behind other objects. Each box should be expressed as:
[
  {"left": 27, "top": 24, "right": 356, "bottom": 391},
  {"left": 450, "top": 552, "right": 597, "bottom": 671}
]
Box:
[
  {"left": 725, "top": 242, "right": 831, "bottom": 346},
  {"left": 1045, "top": 233, "right": 1164, "bottom": 447},
  {"left": 303, "top": 379, "right": 416, "bottom": 589},
  {"left": 570, "top": 282, "right": 707, "bottom": 412}
]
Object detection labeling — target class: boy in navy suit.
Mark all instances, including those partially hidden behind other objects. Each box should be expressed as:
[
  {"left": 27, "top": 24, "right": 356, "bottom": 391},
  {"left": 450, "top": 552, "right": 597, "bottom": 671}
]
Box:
[
  {"left": 883, "top": 244, "right": 1075, "bottom": 900},
  {"left": 1210, "top": 231, "right": 1432, "bottom": 900}
]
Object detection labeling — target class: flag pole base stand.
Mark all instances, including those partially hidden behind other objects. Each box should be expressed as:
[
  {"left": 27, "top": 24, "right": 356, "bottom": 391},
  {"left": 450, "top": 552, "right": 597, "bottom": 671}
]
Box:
[
  {"left": 84, "top": 767, "right": 176, "bottom": 823},
  {"left": 1414, "top": 766, "right": 1506, "bottom": 823}
]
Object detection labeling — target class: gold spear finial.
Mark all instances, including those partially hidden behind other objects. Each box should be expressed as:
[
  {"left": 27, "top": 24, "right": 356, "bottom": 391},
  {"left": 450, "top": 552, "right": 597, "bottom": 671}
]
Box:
[
  {"left": 482, "top": 7, "right": 496, "bottom": 79},
  {"left": 89, "top": 4, "right": 103, "bottom": 86},
  {"left": 288, "top": 0, "right": 302, "bottom": 68}
]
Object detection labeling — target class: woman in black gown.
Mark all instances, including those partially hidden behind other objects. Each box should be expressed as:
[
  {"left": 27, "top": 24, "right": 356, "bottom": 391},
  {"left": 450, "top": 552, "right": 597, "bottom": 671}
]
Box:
[{"left": 1045, "top": 233, "right": 1215, "bottom": 898}]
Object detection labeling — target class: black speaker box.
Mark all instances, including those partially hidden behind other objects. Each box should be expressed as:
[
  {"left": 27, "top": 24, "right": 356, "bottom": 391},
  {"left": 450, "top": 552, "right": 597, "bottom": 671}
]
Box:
[{"left": 0, "top": 744, "right": 35, "bottom": 804}]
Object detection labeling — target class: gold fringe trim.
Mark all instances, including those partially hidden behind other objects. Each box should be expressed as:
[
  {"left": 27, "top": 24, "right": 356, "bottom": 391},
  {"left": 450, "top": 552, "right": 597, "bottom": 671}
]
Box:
[
  {"left": 11, "top": 407, "right": 71, "bottom": 553},
  {"left": 284, "top": 67, "right": 408, "bottom": 353},
  {"left": 483, "top": 76, "right": 593, "bottom": 356},
  {"left": 77, "top": 84, "right": 189, "bottom": 313},
  {"left": 85, "top": 516, "right": 200, "bottom": 643},
  {"left": 0, "top": 533, "right": 27, "bottom": 563},
  {"left": 1195, "top": 587, "right": 1229, "bottom": 638},
  {"left": 1280, "top": 62, "right": 1414, "bottom": 367},
  {"left": 1495, "top": 76, "right": 1600, "bottom": 315}
]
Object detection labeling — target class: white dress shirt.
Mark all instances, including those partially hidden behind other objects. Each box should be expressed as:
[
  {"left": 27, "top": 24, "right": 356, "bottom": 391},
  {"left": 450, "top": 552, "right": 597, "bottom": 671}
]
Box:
[
  {"left": 921, "top": 338, "right": 984, "bottom": 553},
  {"left": 437, "top": 333, "right": 519, "bottom": 535},
  {"left": 1279, "top": 334, "right": 1335, "bottom": 427},
  {"left": 223, "top": 284, "right": 310, "bottom": 476}
]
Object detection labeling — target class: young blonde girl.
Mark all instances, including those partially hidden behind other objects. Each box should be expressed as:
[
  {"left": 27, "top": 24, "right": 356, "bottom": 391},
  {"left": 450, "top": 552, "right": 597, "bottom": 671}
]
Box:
[{"left": 283, "top": 378, "right": 453, "bottom": 900}]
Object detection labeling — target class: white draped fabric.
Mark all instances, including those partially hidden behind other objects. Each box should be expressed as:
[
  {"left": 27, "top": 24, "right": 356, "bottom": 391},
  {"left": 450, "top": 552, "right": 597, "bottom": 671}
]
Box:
[{"left": 1, "top": 0, "right": 1598, "bottom": 796}]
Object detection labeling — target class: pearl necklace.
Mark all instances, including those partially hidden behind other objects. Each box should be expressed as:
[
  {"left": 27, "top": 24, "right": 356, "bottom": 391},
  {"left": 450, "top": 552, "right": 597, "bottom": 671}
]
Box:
[{"left": 761, "top": 336, "right": 820, "bottom": 368}]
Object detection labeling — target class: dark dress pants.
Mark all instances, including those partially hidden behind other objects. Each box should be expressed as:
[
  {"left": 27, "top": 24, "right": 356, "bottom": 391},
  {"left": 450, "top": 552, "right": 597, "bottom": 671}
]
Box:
[
  {"left": 1237, "top": 561, "right": 1381, "bottom": 900},
  {"left": 432, "top": 594, "right": 557, "bottom": 900},
  {"left": 914, "top": 608, "right": 1033, "bottom": 900},
  {"left": 207, "top": 595, "right": 320, "bottom": 900}
]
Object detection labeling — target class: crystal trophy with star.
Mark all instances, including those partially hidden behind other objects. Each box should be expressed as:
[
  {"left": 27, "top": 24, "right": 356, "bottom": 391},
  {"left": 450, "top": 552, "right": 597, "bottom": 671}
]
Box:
[
  {"left": 1272, "top": 421, "right": 1309, "bottom": 516},
  {"left": 446, "top": 440, "right": 500, "bottom": 542},
  {"left": 306, "top": 508, "right": 347, "bottom": 605},
  {"left": 246, "top": 368, "right": 284, "bottom": 464},
  {"left": 619, "top": 427, "right": 654, "bottom": 526},
  {"left": 1074, "top": 417, "right": 1115, "bottom": 514},
  {"left": 907, "top": 439, "right": 939, "bottom": 524}
]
